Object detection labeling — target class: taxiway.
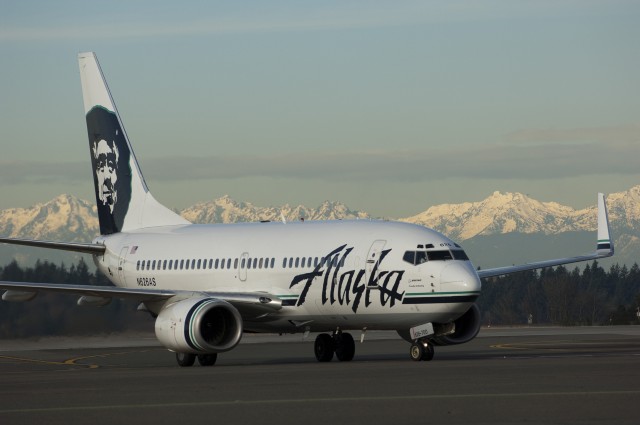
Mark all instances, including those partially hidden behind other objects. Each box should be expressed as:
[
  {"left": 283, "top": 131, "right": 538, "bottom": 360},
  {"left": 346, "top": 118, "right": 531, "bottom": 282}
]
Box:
[{"left": 1, "top": 327, "right": 639, "bottom": 425}]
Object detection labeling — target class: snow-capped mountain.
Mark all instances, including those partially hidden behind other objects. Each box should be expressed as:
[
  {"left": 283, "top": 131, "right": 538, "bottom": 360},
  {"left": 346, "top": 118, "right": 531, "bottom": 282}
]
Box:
[
  {"left": 400, "top": 192, "right": 580, "bottom": 240},
  {"left": 181, "top": 195, "right": 370, "bottom": 224},
  {"left": 0, "top": 186, "right": 638, "bottom": 267},
  {"left": 0, "top": 194, "right": 99, "bottom": 242},
  {"left": 400, "top": 186, "right": 640, "bottom": 240}
]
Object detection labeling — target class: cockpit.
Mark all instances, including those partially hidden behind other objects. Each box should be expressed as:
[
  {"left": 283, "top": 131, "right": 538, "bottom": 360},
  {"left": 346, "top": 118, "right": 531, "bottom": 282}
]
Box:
[{"left": 402, "top": 243, "right": 469, "bottom": 266}]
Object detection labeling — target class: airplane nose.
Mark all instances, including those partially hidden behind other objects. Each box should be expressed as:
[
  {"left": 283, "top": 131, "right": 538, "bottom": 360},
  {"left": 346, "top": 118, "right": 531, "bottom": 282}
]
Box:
[{"left": 440, "top": 262, "right": 482, "bottom": 293}]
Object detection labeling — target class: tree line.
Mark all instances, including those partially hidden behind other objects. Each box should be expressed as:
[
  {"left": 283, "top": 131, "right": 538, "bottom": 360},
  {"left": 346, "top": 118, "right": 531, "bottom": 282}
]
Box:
[
  {"left": 0, "top": 259, "right": 153, "bottom": 338},
  {"left": 0, "top": 259, "right": 639, "bottom": 338},
  {"left": 479, "top": 261, "right": 640, "bottom": 326}
]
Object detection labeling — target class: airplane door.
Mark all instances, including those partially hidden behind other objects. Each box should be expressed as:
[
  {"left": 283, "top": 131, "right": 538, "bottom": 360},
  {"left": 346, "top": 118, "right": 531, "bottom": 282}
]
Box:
[
  {"left": 365, "top": 240, "right": 386, "bottom": 285},
  {"left": 118, "top": 246, "right": 128, "bottom": 286},
  {"left": 239, "top": 252, "right": 249, "bottom": 282}
]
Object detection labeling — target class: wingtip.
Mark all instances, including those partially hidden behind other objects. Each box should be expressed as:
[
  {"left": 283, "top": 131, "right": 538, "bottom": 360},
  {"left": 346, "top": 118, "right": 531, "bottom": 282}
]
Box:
[{"left": 596, "top": 193, "right": 614, "bottom": 257}]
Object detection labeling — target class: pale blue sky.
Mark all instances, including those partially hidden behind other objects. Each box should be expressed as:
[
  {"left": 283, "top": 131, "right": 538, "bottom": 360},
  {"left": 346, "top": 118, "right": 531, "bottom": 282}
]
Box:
[{"left": 1, "top": 0, "right": 639, "bottom": 217}]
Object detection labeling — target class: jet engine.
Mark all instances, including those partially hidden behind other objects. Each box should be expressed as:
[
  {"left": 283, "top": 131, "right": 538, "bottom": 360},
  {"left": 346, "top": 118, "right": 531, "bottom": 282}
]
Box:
[
  {"left": 155, "top": 297, "right": 243, "bottom": 354},
  {"left": 430, "top": 304, "right": 481, "bottom": 346}
]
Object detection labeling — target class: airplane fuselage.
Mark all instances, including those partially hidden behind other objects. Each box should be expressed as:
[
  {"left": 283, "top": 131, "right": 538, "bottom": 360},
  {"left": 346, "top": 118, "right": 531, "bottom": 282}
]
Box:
[{"left": 94, "top": 219, "right": 481, "bottom": 332}]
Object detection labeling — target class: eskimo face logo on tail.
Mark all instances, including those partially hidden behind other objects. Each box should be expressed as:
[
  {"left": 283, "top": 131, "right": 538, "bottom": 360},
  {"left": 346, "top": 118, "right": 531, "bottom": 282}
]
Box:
[
  {"left": 93, "top": 138, "right": 119, "bottom": 212},
  {"left": 86, "top": 107, "right": 132, "bottom": 235}
]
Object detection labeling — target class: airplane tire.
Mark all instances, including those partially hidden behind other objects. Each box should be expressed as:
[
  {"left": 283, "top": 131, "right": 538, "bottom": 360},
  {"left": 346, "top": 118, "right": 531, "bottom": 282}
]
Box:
[
  {"left": 409, "top": 343, "right": 424, "bottom": 361},
  {"left": 197, "top": 353, "right": 218, "bottom": 366},
  {"left": 422, "top": 343, "right": 435, "bottom": 361},
  {"left": 176, "top": 352, "right": 196, "bottom": 367},
  {"left": 314, "top": 333, "right": 334, "bottom": 362},
  {"left": 335, "top": 333, "right": 355, "bottom": 362}
]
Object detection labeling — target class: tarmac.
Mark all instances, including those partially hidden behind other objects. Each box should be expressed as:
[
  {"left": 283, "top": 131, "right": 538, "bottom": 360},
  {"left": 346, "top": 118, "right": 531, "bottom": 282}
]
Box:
[{"left": 1, "top": 326, "right": 639, "bottom": 425}]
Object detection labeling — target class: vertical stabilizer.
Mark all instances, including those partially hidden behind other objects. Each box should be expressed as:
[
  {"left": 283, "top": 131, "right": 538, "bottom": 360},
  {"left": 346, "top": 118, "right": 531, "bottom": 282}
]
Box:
[{"left": 78, "top": 52, "right": 189, "bottom": 234}]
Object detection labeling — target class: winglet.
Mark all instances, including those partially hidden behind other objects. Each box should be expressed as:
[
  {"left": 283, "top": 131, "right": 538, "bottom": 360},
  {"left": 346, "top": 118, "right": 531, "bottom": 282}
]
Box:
[{"left": 596, "top": 193, "right": 614, "bottom": 257}]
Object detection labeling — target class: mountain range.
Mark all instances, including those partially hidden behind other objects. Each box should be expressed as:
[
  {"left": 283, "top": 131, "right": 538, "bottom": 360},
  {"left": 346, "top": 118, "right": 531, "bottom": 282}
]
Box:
[{"left": 1, "top": 186, "right": 638, "bottom": 268}]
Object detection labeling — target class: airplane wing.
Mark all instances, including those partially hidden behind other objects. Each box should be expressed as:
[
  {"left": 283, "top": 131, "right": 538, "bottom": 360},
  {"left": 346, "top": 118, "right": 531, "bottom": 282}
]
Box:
[
  {"left": 0, "top": 237, "right": 105, "bottom": 254},
  {"left": 0, "top": 281, "right": 282, "bottom": 314},
  {"left": 477, "top": 193, "right": 614, "bottom": 279}
]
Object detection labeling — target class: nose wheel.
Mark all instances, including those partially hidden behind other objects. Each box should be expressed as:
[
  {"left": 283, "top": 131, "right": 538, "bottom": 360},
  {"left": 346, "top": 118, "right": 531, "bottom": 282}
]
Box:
[{"left": 410, "top": 340, "right": 435, "bottom": 361}]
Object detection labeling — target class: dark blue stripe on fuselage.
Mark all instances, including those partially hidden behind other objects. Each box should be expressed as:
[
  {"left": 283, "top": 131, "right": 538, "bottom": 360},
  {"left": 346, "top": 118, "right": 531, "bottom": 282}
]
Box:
[
  {"left": 597, "top": 243, "right": 611, "bottom": 250},
  {"left": 402, "top": 295, "right": 478, "bottom": 305},
  {"left": 183, "top": 298, "right": 210, "bottom": 351},
  {"left": 282, "top": 299, "right": 298, "bottom": 306}
]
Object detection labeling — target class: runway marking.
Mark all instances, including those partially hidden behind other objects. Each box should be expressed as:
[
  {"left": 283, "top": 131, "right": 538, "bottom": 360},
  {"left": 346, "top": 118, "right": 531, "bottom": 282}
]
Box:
[
  {"left": 0, "top": 355, "right": 97, "bottom": 369},
  {"left": 2, "top": 390, "right": 640, "bottom": 414},
  {"left": 489, "top": 339, "right": 638, "bottom": 350},
  {"left": 0, "top": 349, "right": 157, "bottom": 370}
]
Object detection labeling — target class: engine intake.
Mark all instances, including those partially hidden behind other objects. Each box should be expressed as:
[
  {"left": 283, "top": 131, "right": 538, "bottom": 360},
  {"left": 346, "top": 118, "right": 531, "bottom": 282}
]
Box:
[
  {"left": 430, "top": 304, "right": 481, "bottom": 346},
  {"left": 155, "top": 297, "right": 243, "bottom": 354}
]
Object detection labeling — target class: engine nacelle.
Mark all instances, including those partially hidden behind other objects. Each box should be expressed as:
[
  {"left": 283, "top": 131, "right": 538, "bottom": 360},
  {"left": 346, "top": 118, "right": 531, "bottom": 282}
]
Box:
[
  {"left": 155, "top": 297, "right": 243, "bottom": 354},
  {"left": 430, "top": 304, "right": 481, "bottom": 346}
]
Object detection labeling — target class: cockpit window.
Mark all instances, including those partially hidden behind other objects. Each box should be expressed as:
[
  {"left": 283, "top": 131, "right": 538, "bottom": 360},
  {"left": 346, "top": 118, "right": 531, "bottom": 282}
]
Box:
[
  {"left": 451, "top": 249, "right": 469, "bottom": 261},
  {"left": 402, "top": 251, "right": 415, "bottom": 264},
  {"left": 403, "top": 249, "right": 468, "bottom": 265},
  {"left": 427, "top": 250, "right": 453, "bottom": 261}
]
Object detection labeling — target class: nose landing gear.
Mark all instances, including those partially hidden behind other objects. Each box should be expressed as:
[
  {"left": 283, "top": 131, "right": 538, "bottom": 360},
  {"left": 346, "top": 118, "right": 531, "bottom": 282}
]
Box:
[{"left": 409, "top": 339, "right": 435, "bottom": 361}]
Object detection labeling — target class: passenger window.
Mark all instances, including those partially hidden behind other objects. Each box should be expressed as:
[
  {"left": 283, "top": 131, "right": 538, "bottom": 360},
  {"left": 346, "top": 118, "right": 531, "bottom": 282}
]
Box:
[
  {"left": 282, "top": 258, "right": 287, "bottom": 268},
  {"left": 295, "top": 257, "right": 300, "bottom": 268},
  {"left": 288, "top": 258, "right": 293, "bottom": 268},
  {"left": 248, "top": 258, "right": 252, "bottom": 269},
  {"left": 241, "top": 258, "right": 246, "bottom": 269},
  {"left": 136, "top": 260, "right": 140, "bottom": 271},
  {"left": 301, "top": 257, "right": 306, "bottom": 268},
  {"left": 163, "top": 260, "right": 167, "bottom": 270},
  {"left": 270, "top": 258, "right": 275, "bottom": 268},
  {"left": 314, "top": 257, "right": 319, "bottom": 267},
  {"left": 214, "top": 259, "right": 219, "bottom": 269},
  {"left": 197, "top": 259, "right": 201, "bottom": 269},
  {"left": 227, "top": 259, "right": 232, "bottom": 269},
  {"left": 152, "top": 260, "right": 156, "bottom": 270},
  {"left": 234, "top": 258, "right": 239, "bottom": 269}
]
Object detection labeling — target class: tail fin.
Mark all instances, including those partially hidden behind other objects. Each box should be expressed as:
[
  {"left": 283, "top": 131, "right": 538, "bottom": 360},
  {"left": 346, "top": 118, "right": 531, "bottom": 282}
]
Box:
[{"left": 78, "top": 52, "right": 189, "bottom": 235}]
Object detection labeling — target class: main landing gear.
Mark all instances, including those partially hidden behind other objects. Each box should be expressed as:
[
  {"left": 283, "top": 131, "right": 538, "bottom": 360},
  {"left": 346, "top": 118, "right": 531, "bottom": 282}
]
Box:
[
  {"left": 409, "top": 339, "right": 435, "bottom": 362},
  {"left": 314, "top": 331, "right": 356, "bottom": 362},
  {"left": 175, "top": 352, "right": 218, "bottom": 367}
]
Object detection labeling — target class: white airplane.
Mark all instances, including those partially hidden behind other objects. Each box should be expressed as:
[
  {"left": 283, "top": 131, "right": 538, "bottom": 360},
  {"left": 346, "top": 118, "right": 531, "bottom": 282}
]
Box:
[{"left": 0, "top": 52, "right": 614, "bottom": 366}]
